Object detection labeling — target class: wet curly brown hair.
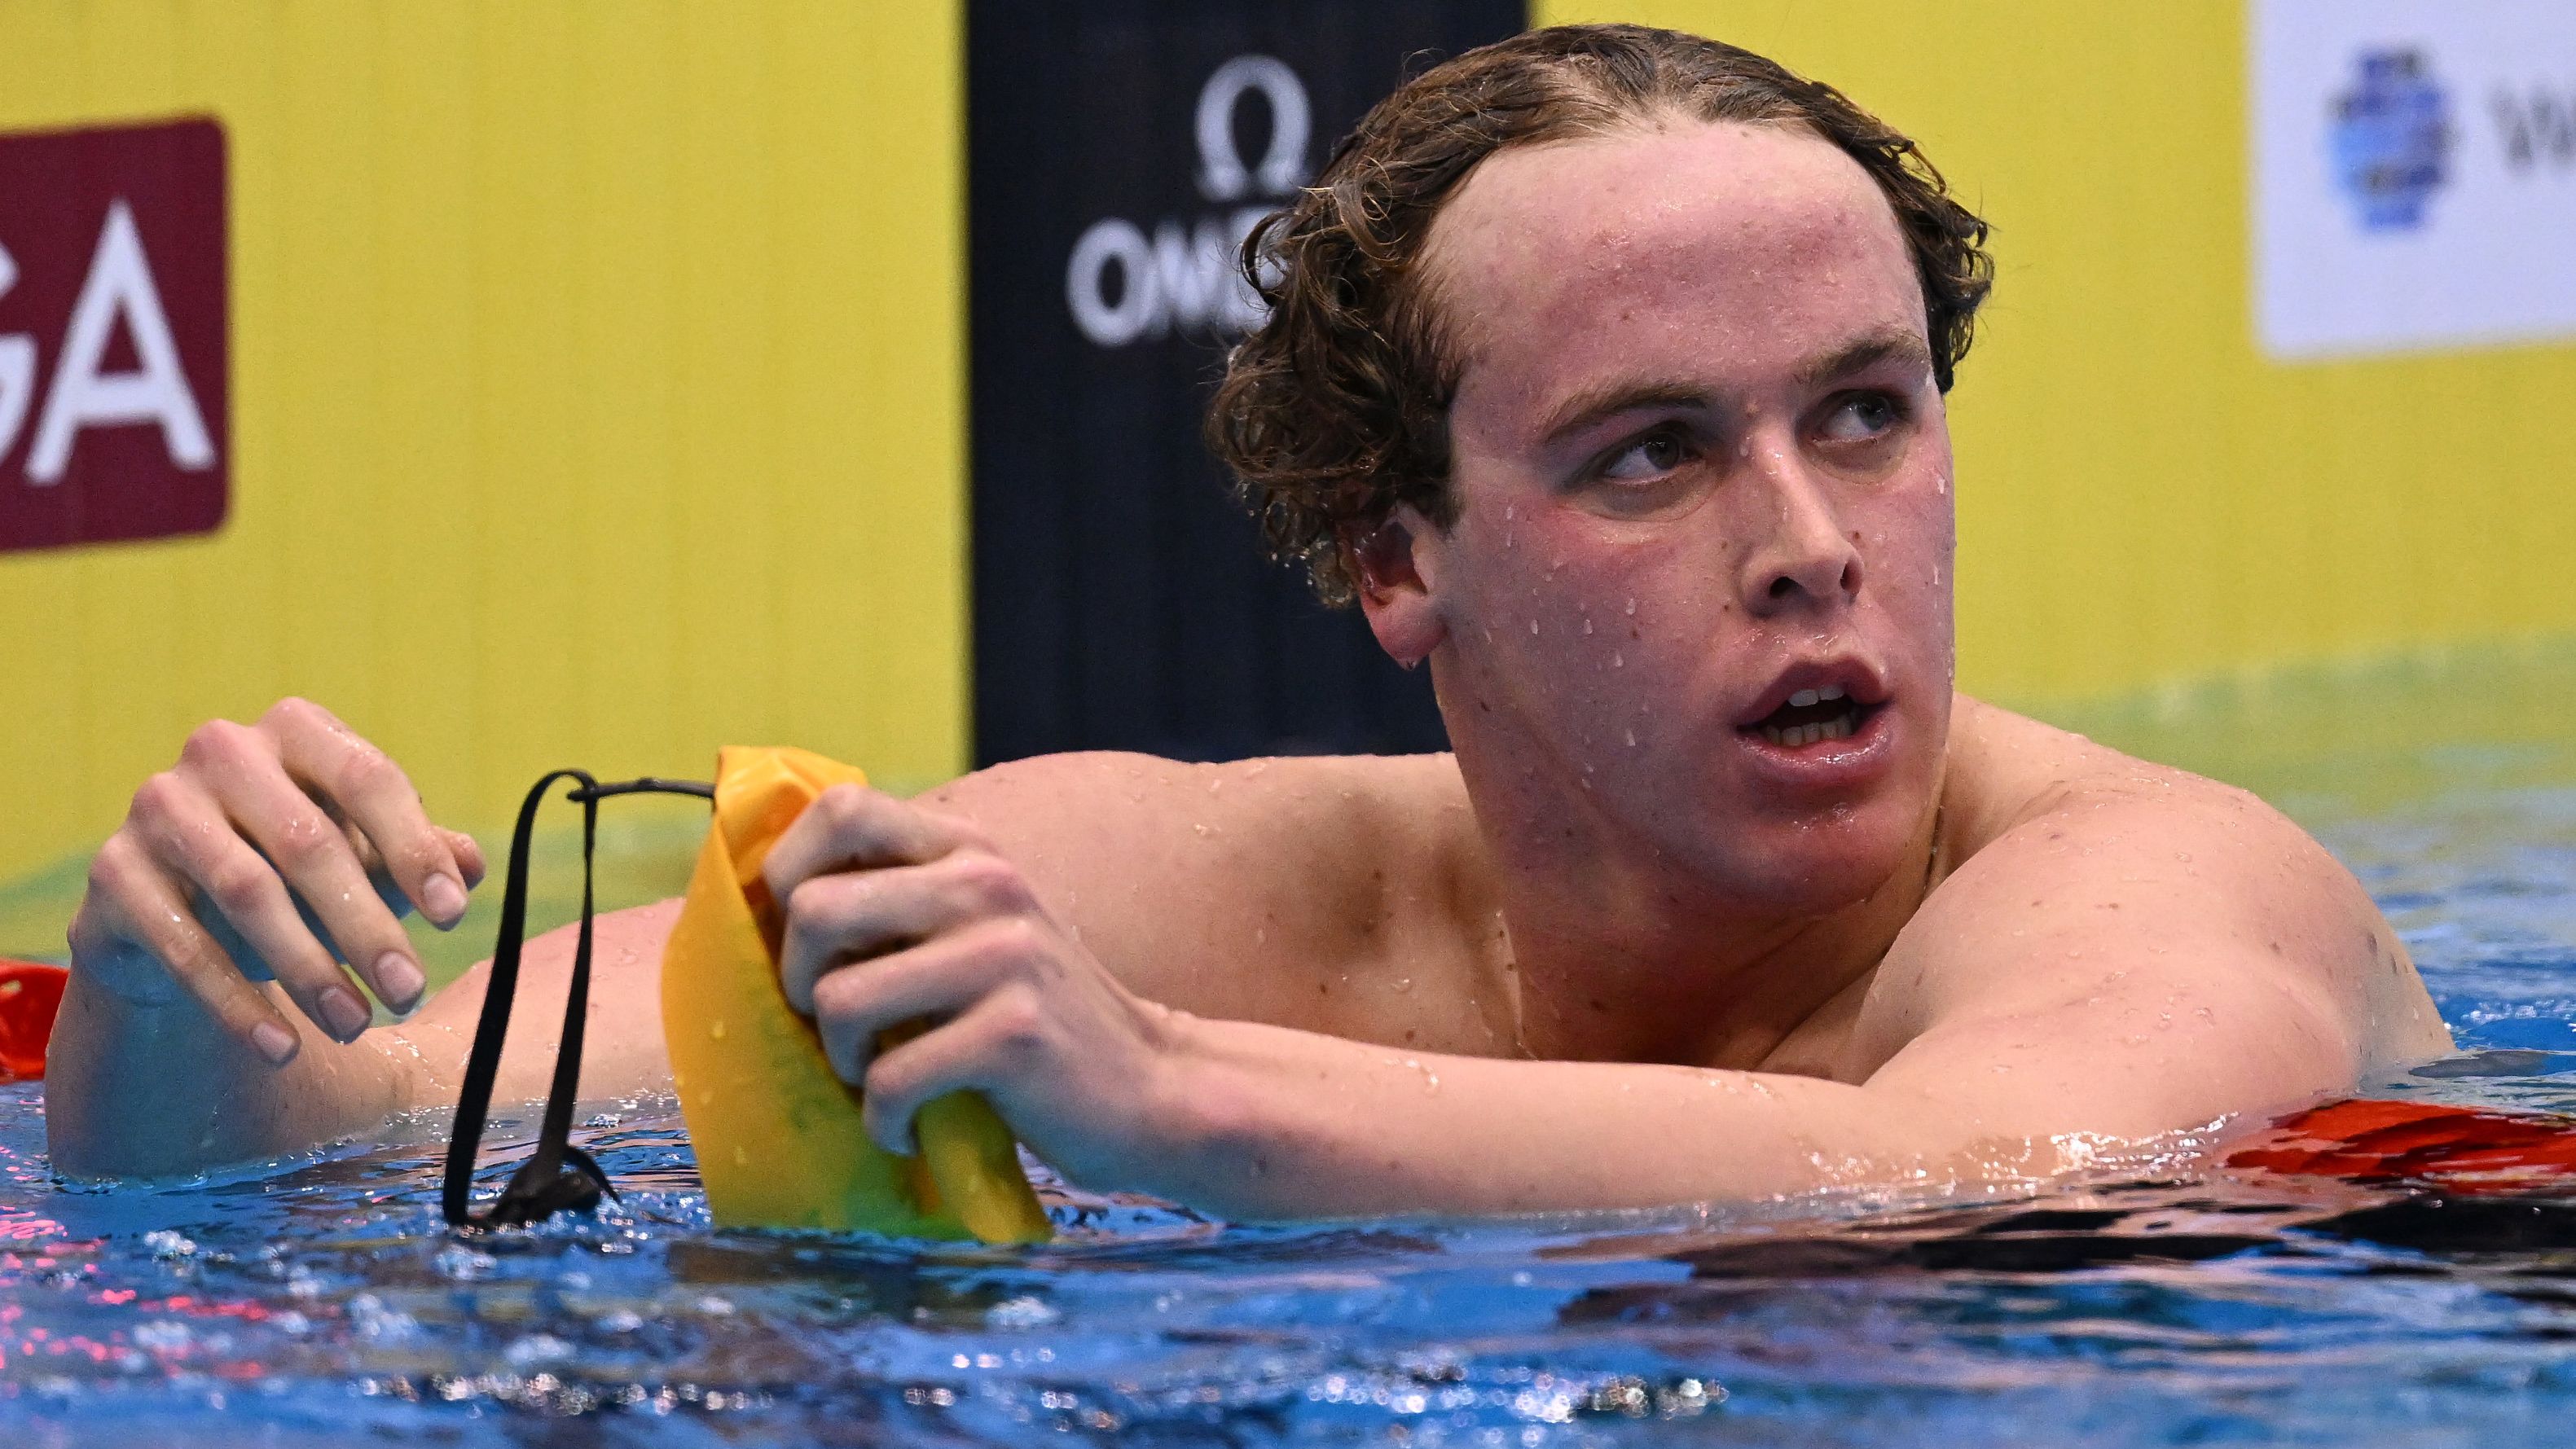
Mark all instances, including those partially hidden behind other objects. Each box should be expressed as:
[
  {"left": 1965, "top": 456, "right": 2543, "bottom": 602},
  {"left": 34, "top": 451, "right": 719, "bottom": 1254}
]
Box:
[{"left": 1206, "top": 23, "right": 1994, "bottom": 606}]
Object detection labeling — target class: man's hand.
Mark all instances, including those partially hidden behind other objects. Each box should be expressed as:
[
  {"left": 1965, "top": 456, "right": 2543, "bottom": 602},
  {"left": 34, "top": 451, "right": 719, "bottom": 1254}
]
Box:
[
  {"left": 763, "top": 784, "right": 1188, "bottom": 1188},
  {"left": 68, "top": 698, "right": 486, "bottom": 1065}
]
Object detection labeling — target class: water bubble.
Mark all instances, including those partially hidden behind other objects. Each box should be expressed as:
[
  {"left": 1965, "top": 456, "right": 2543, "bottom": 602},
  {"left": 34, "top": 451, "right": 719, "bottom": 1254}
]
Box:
[
  {"left": 434, "top": 1245, "right": 495, "bottom": 1281},
  {"left": 505, "top": 1333, "right": 577, "bottom": 1369},
  {"left": 987, "top": 1295, "right": 1060, "bottom": 1329},
  {"left": 133, "top": 1319, "right": 191, "bottom": 1352}
]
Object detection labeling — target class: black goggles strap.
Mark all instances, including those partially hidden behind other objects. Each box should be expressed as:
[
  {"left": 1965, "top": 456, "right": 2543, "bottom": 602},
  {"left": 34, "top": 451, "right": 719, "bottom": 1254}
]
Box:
[{"left": 440, "top": 771, "right": 714, "bottom": 1230}]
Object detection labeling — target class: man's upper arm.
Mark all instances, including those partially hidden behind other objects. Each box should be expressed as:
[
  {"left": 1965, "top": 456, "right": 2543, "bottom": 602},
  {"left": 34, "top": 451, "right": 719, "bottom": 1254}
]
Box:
[
  {"left": 1854, "top": 780, "right": 2383, "bottom": 1142},
  {"left": 914, "top": 753, "right": 1382, "bottom": 1021}
]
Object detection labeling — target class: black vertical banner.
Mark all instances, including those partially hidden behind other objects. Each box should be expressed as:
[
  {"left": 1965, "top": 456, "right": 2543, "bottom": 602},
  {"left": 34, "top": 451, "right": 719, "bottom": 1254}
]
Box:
[{"left": 968, "top": 0, "right": 1524, "bottom": 767}]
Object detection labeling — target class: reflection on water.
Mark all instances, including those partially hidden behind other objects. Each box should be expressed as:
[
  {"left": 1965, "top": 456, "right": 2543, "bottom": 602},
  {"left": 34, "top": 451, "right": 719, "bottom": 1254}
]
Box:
[
  {"left": 11, "top": 1084, "right": 2576, "bottom": 1447},
  {"left": 13, "top": 650, "right": 2576, "bottom": 1444}
]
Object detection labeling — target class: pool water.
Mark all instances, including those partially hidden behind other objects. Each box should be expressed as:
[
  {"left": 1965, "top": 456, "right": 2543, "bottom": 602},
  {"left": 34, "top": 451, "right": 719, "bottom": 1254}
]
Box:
[{"left": 15, "top": 658, "right": 2576, "bottom": 1447}]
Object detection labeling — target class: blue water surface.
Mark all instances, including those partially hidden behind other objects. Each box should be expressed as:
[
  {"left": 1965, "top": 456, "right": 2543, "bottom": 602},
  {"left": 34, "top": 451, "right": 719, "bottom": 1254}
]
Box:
[{"left": 12, "top": 741, "right": 2576, "bottom": 1445}]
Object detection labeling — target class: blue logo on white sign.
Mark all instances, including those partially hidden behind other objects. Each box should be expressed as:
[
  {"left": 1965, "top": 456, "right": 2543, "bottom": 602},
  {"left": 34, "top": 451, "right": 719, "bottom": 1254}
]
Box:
[{"left": 2328, "top": 48, "right": 2452, "bottom": 231}]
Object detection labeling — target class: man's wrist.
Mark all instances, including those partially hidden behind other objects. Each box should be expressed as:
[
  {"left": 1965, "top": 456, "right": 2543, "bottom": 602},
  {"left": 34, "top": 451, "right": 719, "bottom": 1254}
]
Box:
[{"left": 1131, "top": 1008, "right": 1259, "bottom": 1202}]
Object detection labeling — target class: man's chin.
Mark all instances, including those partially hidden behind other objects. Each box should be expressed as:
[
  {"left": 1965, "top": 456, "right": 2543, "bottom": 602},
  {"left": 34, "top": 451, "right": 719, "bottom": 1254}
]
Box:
[{"left": 1665, "top": 788, "right": 1929, "bottom": 908}]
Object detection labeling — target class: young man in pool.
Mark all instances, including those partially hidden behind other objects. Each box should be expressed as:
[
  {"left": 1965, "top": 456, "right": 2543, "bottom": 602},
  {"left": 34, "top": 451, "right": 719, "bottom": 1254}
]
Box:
[{"left": 46, "top": 25, "right": 2451, "bottom": 1214}]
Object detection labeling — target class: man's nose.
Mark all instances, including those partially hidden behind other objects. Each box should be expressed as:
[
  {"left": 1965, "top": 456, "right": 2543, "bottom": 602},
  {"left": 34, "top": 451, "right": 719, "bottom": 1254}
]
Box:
[{"left": 1736, "top": 445, "right": 1863, "bottom": 618}]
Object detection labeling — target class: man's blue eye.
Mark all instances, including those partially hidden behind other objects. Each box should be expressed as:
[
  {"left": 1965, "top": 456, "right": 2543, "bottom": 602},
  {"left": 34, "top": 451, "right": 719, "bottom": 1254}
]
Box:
[
  {"left": 1602, "top": 432, "right": 1686, "bottom": 481},
  {"left": 1823, "top": 393, "right": 1901, "bottom": 440}
]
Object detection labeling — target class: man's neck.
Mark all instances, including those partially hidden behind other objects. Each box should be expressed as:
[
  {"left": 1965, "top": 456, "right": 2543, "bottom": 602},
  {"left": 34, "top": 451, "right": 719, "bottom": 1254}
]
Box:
[{"left": 1444, "top": 726, "right": 1945, "bottom": 1072}]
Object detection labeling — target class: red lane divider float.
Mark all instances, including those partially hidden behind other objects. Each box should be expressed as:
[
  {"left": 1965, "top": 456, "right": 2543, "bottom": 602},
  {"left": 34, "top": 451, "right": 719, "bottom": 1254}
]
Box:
[
  {"left": 0, "top": 959, "right": 68, "bottom": 1082},
  {"left": 2226, "top": 1097, "right": 2576, "bottom": 1197}
]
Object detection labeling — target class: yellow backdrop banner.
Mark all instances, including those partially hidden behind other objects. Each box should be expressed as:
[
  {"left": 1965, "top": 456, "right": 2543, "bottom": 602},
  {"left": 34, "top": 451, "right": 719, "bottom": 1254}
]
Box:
[{"left": 0, "top": 1, "right": 969, "bottom": 894}]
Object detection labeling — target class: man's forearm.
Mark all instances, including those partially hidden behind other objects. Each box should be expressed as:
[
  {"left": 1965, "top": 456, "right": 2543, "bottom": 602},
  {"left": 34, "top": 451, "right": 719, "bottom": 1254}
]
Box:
[
  {"left": 1147, "top": 1016, "right": 1987, "bottom": 1220},
  {"left": 45, "top": 974, "right": 416, "bottom": 1179}
]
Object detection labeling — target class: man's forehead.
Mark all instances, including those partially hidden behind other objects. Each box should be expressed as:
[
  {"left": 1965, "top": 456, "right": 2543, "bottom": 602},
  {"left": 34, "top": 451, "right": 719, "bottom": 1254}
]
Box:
[{"left": 1426, "top": 120, "right": 1919, "bottom": 378}]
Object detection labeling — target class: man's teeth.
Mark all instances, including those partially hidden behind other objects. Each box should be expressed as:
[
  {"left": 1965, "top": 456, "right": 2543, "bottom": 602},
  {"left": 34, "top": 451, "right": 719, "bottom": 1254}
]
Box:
[
  {"left": 1786, "top": 684, "right": 1848, "bottom": 709},
  {"left": 1761, "top": 711, "right": 1857, "bottom": 748}
]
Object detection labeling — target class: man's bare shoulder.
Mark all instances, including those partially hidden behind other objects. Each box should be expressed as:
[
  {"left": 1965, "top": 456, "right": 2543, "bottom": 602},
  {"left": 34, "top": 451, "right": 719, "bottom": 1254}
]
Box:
[
  {"left": 1938, "top": 694, "right": 2230, "bottom": 841},
  {"left": 1853, "top": 696, "right": 2450, "bottom": 1077},
  {"left": 919, "top": 751, "right": 1491, "bottom": 1021}
]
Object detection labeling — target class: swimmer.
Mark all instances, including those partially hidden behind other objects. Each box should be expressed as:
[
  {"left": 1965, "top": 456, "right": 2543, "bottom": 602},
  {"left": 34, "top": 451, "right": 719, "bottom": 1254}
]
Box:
[{"left": 46, "top": 25, "right": 2451, "bottom": 1216}]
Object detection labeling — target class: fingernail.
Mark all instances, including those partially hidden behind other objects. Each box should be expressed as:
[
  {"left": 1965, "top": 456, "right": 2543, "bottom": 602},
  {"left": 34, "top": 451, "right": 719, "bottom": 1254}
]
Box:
[
  {"left": 376, "top": 952, "right": 426, "bottom": 1012},
  {"left": 252, "top": 1021, "right": 299, "bottom": 1065},
  {"left": 422, "top": 873, "right": 468, "bottom": 929},
  {"left": 321, "top": 985, "right": 372, "bottom": 1040}
]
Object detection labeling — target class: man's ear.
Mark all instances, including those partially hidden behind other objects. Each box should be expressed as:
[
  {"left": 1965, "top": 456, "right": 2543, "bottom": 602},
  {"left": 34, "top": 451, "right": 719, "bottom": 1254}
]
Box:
[{"left": 1348, "top": 508, "right": 1447, "bottom": 669}]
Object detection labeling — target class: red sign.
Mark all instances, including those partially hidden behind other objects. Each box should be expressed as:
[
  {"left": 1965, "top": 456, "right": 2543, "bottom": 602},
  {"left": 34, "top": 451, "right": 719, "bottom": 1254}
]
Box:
[{"left": 0, "top": 118, "right": 227, "bottom": 553}]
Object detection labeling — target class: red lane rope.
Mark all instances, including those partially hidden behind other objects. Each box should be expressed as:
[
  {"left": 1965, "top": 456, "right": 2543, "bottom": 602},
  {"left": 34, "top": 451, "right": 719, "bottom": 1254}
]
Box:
[
  {"left": 2226, "top": 1097, "right": 2576, "bottom": 1196},
  {"left": 0, "top": 960, "right": 68, "bottom": 1082}
]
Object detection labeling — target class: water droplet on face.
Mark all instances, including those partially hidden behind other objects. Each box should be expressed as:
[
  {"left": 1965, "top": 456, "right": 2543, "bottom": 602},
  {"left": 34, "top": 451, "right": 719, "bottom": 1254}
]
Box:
[
  {"left": 1529, "top": 619, "right": 1539, "bottom": 635},
  {"left": 1611, "top": 652, "right": 1624, "bottom": 668},
  {"left": 1624, "top": 598, "right": 1637, "bottom": 616},
  {"left": 1582, "top": 617, "right": 1594, "bottom": 635},
  {"left": 710, "top": 1019, "right": 726, "bottom": 1040},
  {"left": 1392, "top": 977, "right": 1413, "bottom": 993},
  {"left": 1624, "top": 728, "right": 1637, "bottom": 747}
]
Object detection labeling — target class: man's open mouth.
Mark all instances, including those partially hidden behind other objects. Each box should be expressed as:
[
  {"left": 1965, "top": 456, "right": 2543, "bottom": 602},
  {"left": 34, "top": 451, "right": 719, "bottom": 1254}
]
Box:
[{"left": 1747, "top": 685, "right": 1879, "bottom": 749}]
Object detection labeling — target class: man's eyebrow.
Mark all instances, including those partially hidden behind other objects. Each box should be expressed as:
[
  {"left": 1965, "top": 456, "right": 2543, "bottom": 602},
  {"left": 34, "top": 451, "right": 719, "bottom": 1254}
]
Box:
[
  {"left": 1534, "top": 332, "right": 1936, "bottom": 448},
  {"left": 1794, "top": 330, "right": 1935, "bottom": 389},
  {"left": 1535, "top": 380, "right": 1711, "bottom": 449}
]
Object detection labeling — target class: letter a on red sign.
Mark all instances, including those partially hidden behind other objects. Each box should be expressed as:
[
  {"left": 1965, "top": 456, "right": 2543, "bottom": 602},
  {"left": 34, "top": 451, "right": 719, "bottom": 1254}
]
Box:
[{"left": 0, "top": 118, "right": 227, "bottom": 553}]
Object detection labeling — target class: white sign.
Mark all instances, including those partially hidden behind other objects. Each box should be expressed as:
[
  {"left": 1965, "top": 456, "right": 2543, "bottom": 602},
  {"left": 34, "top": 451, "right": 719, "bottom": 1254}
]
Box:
[
  {"left": 1064, "top": 55, "right": 1308, "bottom": 349},
  {"left": 2252, "top": 0, "right": 2576, "bottom": 360}
]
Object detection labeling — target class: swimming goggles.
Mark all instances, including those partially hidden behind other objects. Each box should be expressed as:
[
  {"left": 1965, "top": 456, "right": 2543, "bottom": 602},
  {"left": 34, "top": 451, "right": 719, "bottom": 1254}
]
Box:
[{"left": 438, "top": 771, "right": 711, "bottom": 1231}]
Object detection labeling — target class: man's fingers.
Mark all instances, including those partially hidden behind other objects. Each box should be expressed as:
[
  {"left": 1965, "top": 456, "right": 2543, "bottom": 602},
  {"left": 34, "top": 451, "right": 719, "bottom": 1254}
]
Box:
[
  {"left": 260, "top": 698, "right": 473, "bottom": 930},
  {"left": 443, "top": 828, "right": 488, "bottom": 890},
  {"left": 762, "top": 784, "right": 985, "bottom": 907},
  {"left": 779, "top": 853, "right": 1033, "bottom": 1014},
  {"left": 131, "top": 771, "right": 378, "bottom": 1043},
  {"left": 78, "top": 835, "right": 301, "bottom": 1065},
  {"left": 197, "top": 738, "right": 429, "bottom": 1014},
  {"left": 858, "top": 992, "right": 1040, "bottom": 1157},
  {"left": 807, "top": 919, "right": 1035, "bottom": 1082}
]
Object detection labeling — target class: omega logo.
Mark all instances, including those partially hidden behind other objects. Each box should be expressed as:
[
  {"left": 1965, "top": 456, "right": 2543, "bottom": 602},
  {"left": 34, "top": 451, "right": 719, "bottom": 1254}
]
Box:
[{"left": 1066, "top": 55, "right": 1311, "bottom": 349}]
